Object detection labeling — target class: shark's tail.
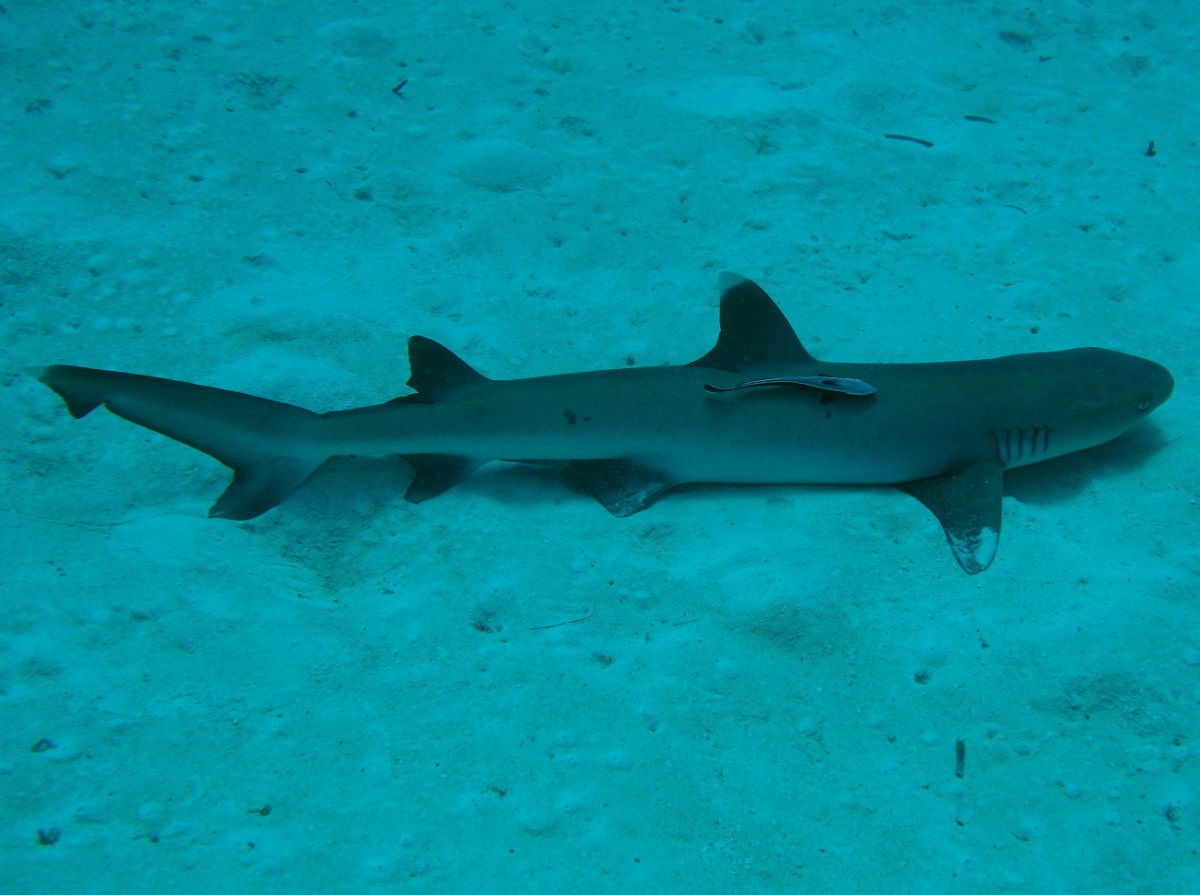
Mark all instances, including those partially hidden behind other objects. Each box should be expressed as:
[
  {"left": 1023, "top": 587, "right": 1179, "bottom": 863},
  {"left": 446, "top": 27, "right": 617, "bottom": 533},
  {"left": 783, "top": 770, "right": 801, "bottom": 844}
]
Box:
[{"left": 34, "top": 364, "right": 324, "bottom": 520}]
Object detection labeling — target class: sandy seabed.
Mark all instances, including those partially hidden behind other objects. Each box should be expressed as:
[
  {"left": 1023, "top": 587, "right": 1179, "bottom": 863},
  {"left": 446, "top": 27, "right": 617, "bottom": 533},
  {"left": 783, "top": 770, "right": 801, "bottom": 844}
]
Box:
[{"left": 1, "top": 2, "right": 1197, "bottom": 893}]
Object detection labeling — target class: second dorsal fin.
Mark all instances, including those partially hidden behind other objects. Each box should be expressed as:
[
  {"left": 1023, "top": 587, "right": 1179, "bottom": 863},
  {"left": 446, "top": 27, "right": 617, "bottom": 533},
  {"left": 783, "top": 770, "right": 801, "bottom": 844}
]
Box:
[{"left": 401, "top": 335, "right": 491, "bottom": 402}]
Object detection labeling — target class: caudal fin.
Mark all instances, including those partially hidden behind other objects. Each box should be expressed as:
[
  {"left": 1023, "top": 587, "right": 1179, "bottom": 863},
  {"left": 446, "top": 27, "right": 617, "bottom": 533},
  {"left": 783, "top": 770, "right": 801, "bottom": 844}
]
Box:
[{"left": 34, "top": 364, "right": 325, "bottom": 519}]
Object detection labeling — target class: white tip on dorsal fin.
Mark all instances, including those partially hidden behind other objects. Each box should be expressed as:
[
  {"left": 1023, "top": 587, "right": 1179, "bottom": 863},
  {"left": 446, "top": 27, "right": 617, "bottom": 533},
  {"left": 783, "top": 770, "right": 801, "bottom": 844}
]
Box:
[{"left": 717, "top": 270, "right": 749, "bottom": 292}]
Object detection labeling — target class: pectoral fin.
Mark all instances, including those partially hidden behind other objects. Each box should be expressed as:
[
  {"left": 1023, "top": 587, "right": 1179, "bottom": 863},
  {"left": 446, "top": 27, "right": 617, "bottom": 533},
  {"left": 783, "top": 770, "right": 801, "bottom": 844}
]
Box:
[{"left": 902, "top": 461, "right": 1004, "bottom": 574}]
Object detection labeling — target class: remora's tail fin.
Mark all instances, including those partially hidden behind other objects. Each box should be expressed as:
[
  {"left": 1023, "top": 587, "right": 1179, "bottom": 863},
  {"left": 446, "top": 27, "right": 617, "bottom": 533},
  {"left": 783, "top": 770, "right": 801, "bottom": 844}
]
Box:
[{"left": 33, "top": 364, "right": 324, "bottom": 520}]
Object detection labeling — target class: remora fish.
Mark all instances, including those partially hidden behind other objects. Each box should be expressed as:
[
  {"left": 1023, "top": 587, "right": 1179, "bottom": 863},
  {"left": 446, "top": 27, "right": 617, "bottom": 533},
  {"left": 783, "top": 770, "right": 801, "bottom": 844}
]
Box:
[{"left": 31, "top": 274, "right": 1173, "bottom": 573}]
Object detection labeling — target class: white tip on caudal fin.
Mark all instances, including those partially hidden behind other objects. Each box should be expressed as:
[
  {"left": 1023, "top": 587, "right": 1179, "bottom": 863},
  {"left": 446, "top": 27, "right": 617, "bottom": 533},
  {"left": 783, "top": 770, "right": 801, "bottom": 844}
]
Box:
[{"left": 35, "top": 364, "right": 324, "bottom": 520}]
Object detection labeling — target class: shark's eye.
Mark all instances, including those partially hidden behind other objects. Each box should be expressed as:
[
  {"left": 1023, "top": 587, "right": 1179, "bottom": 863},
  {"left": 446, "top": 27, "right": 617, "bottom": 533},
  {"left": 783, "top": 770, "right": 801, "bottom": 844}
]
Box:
[{"left": 1136, "top": 398, "right": 1152, "bottom": 412}]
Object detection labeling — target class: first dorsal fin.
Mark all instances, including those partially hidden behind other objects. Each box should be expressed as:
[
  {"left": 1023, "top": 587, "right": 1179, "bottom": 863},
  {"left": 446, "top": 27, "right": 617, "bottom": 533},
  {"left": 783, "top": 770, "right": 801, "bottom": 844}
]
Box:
[
  {"left": 688, "top": 273, "right": 816, "bottom": 372},
  {"left": 401, "top": 335, "right": 491, "bottom": 402}
]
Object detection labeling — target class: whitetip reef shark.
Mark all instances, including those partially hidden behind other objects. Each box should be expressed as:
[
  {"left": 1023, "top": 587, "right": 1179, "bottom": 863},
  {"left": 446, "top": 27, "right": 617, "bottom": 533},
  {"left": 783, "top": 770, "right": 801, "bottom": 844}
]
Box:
[{"left": 32, "top": 274, "right": 1173, "bottom": 574}]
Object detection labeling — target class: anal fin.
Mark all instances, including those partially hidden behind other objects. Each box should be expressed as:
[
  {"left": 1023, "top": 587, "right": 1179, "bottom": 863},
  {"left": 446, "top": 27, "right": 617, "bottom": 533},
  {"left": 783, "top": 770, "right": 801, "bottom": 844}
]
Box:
[
  {"left": 902, "top": 460, "right": 1004, "bottom": 574},
  {"left": 566, "top": 459, "right": 675, "bottom": 517},
  {"left": 402, "top": 454, "right": 482, "bottom": 503}
]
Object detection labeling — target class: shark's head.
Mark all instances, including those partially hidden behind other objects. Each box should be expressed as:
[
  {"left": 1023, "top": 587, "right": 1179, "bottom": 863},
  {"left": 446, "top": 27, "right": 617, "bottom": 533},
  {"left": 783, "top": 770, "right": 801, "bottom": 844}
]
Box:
[{"left": 1033, "top": 347, "right": 1174, "bottom": 460}]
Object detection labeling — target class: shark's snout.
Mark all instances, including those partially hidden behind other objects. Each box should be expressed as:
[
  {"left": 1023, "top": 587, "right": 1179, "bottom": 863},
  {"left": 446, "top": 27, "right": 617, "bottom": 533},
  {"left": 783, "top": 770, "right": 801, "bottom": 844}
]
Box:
[
  {"left": 1115, "top": 353, "right": 1174, "bottom": 418},
  {"left": 1083, "top": 348, "right": 1174, "bottom": 418},
  {"left": 1142, "top": 359, "right": 1175, "bottom": 413}
]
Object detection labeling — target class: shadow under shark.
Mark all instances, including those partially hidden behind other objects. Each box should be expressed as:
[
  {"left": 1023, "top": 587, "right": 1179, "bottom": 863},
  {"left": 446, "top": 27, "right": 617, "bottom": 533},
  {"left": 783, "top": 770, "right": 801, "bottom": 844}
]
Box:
[{"left": 32, "top": 274, "right": 1174, "bottom": 574}]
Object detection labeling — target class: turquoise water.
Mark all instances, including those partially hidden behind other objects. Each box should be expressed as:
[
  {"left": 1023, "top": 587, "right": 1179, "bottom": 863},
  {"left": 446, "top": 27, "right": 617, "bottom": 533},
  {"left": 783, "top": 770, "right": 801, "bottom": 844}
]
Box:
[{"left": 1, "top": 2, "right": 1196, "bottom": 892}]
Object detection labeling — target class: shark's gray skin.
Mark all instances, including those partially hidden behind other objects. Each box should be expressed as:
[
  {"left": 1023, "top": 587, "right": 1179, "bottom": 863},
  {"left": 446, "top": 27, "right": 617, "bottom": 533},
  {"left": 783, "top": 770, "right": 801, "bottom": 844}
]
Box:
[{"left": 33, "top": 274, "right": 1173, "bottom": 574}]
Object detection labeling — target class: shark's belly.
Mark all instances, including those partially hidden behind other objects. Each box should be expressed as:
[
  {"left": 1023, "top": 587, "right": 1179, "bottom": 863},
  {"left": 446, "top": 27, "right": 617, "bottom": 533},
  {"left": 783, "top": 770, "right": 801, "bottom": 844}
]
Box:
[
  {"left": 643, "top": 421, "right": 974, "bottom": 485},
  {"left": 627, "top": 382, "right": 985, "bottom": 485},
  {"left": 658, "top": 444, "right": 941, "bottom": 485}
]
